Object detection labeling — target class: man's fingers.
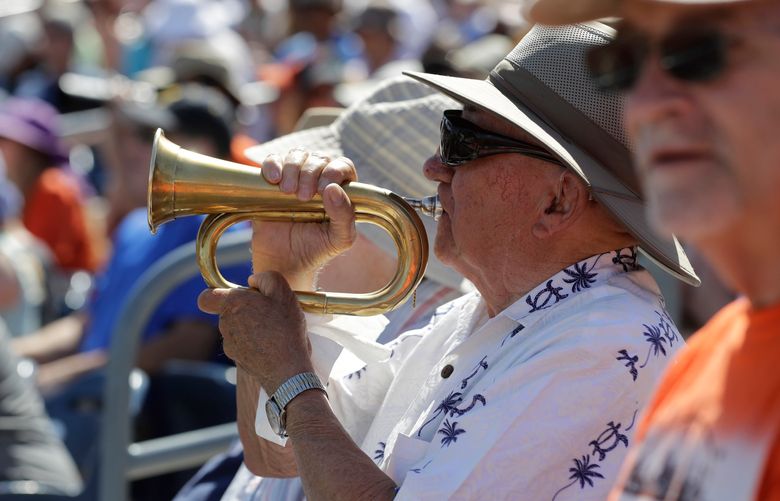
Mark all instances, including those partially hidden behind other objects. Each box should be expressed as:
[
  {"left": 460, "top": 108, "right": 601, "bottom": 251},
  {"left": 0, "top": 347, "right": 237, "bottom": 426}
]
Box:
[
  {"left": 198, "top": 288, "right": 230, "bottom": 314},
  {"left": 281, "top": 149, "right": 307, "bottom": 193},
  {"left": 318, "top": 157, "right": 358, "bottom": 194},
  {"left": 298, "top": 154, "right": 329, "bottom": 201},
  {"left": 261, "top": 154, "right": 283, "bottom": 184},
  {"left": 322, "top": 184, "right": 356, "bottom": 251}
]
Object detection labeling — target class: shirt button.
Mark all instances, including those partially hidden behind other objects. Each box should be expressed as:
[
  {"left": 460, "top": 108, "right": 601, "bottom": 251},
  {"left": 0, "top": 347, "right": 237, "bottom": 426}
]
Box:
[{"left": 440, "top": 364, "right": 454, "bottom": 379}]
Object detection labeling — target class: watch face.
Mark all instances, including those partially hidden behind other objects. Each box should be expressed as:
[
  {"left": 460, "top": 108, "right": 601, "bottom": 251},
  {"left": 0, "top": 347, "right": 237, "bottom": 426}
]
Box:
[{"left": 265, "top": 399, "right": 283, "bottom": 435}]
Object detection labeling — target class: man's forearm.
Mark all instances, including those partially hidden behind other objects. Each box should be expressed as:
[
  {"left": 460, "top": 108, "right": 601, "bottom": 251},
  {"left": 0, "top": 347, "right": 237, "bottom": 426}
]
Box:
[
  {"left": 286, "top": 391, "right": 397, "bottom": 501},
  {"left": 237, "top": 369, "right": 298, "bottom": 477}
]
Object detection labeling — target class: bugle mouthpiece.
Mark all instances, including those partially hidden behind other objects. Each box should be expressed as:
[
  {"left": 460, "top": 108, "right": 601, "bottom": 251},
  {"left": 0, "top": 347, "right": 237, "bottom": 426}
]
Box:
[{"left": 404, "top": 195, "right": 442, "bottom": 221}]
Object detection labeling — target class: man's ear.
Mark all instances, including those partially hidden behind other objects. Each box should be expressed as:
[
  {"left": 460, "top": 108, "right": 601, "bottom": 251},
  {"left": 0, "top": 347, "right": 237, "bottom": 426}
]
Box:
[{"left": 532, "top": 171, "right": 589, "bottom": 239}]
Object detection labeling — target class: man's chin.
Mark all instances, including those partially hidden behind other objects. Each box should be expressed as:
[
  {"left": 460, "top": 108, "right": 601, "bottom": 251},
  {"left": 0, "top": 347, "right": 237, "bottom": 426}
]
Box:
[
  {"left": 648, "top": 203, "right": 734, "bottom": 244},
  {"left": 433, "top": 233, "right": 460, "bottom": 267},
  {"left": 645, "top": 179, "right": 740, "bottom": 241}
]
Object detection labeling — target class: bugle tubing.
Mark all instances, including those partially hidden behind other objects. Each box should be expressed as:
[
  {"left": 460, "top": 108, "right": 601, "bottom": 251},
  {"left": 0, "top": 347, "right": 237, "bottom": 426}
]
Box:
[{"left": 147, "top": 129, "right": 429, "bottom": 316}]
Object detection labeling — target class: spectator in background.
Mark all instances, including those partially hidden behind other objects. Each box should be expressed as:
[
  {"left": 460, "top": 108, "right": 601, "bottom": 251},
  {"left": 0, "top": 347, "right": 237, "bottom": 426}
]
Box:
[
  {"left": 103, "top": 83, "right": 236, "bottom": 231},
  {"left": 0, "top": 11, "right": 43, "bottom": 94},
  {"left": 133, "top": 41, "right": 279, "bottom": 164},
  {"left": 0, "top": 154, "right": 81, "bottom": 496},
  {"left": 263, "top": 59, "right": 346, "bottom": 137},
  {"left": 0, "top": 156, "right": 48, "bottom": 338},
  {"left": 527, "top": 0, "right": 780, "bottom": 499},
  {"left": 0, "top": 97, "right": 96, "bottom": 273},
  {"left": 280, "top": 0, "right": 351, "bottom": 53},
  {"left": 353, "top": 2, "right": 403, "bottom": 75},
  {"left": 0, "top": 324, "right": 83, "bottom": 496},
  {"left": 345, "top": 0, "right": 434, "bottom": 87},
  {"left": 273, "top": 0, "right": 363, "bottom": 90},
  {"left": 143, "top": 0, "right": 255, "bottom": 86},
  {"left": 11, "top": 85, "right": 251, "bottom": 397},
  {"left": 13, "top": 17, "right": 75, "bottom": 110}
]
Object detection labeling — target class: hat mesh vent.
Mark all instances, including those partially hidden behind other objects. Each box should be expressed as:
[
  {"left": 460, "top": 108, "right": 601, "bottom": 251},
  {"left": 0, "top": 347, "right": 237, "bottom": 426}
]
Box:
[{"left": 505, "top": 24, "right": 631, "bottom": 151}]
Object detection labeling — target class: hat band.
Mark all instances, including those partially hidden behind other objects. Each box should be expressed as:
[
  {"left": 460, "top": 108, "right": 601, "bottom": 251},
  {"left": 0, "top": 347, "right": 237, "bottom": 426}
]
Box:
[{"left": 489, "top": 59, "right": 640, "bottom": 197}]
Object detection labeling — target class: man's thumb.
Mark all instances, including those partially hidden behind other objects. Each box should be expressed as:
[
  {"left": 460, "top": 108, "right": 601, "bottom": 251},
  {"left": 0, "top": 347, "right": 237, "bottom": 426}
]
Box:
[
  {"left": 252, "top": 271, "right": 294, "bottom": 300},
  {"left": 322, "top": 183, "right": 356, "bottom": 252}
]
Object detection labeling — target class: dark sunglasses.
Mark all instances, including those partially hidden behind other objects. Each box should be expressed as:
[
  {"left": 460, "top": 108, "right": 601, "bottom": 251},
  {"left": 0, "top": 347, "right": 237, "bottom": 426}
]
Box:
[
  {"left": 439, "top": 109, "right": 563, "bottom": 167},
  {"left": 587, "top": 29, "right": 731, "bottom": 93}
]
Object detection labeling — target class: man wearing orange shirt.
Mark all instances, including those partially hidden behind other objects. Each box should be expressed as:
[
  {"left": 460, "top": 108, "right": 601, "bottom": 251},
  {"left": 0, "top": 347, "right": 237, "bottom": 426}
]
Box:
[
  {"left": 0, "top": 98, "right": 95, "bottom": 272},
  {"left": 528, "top": 0, "right": 780, "bottom": 499}
]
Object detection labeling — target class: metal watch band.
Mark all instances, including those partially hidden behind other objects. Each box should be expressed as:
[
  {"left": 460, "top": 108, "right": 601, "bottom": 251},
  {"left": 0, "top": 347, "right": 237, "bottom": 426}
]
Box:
[{"left": 271, "top": 372, "right": 326, "bottom": 411}]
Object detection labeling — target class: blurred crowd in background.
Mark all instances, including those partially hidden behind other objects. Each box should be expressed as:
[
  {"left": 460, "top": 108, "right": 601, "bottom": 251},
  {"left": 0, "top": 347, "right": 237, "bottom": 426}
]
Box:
[
  {"left": 0, "top": 0, "right": 532, "bottom": 335},
  {"left": 0, "top": 0, "right": 530, "bottom": 498},
  {"left": 0, "top": 0, "right": 737, "bottom": 499}
]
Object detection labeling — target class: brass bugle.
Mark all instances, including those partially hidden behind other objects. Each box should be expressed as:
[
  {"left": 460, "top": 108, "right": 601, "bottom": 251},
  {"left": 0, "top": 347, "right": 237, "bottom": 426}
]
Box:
[{"left": 147, "top": 129, "right": 430, "bottom": 316}]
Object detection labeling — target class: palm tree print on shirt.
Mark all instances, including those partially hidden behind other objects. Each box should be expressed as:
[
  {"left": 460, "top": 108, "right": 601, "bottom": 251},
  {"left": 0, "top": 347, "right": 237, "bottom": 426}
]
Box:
[
  {"left": 617, "top": 309, "right": 677, "bottom": 380},
  {"left": 551, "top": 409, "right": 638, "bottom": 500},
  {"left": 416, "top": 391, "right": 487, "bottom": 438},
  {"left": 438, "top": 419, "right": 466, "bottom": 447},
  {"left": 374, "top": 442, "right": 386, "bottom": 462},
  {"left": 640, "top": 324, "right": 668, "bottom": 368},
  {"left": 562, "top": 260, "right": 599, "bottom": 293},
  {"left": 552, "top": 455, "right": 606, "bottom": 500}
]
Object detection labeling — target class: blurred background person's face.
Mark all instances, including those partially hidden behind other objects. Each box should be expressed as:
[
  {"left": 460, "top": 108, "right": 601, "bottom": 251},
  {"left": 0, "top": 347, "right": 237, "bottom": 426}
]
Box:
[
  {"left": 289, "top": 6, "right": 337, "bottom": 41},
  {"left": 105, "top": 122, "right": 155, "bottom": 227},
  {"left": 40, "top": 20, "right": 74, "bottom": 78},
  {"left": 622, "top": 1, "right": 780, "bottom": 244}
]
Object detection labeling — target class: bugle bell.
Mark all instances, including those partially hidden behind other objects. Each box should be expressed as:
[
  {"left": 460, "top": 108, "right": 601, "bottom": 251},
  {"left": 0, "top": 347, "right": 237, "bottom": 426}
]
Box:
[{"left": 147, "top": 129, "right": 437, "bottom": 316}]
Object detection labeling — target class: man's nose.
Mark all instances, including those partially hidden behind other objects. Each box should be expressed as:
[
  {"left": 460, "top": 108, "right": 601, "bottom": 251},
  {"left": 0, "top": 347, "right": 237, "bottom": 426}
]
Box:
[
  {"left": 423, "top": 151, "right": 453, "bottom": 183},
  {"left": 625, "top": 58, "right": 696, "bottom": 139}
]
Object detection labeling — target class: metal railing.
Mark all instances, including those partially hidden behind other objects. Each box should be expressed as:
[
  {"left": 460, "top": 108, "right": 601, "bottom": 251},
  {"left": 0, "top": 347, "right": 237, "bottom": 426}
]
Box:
[{"left": 99, "top": 229, "right": 251, "bottom": 501}]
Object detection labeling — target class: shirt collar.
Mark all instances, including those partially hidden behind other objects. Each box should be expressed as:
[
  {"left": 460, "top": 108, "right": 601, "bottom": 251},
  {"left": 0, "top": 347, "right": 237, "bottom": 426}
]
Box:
[{"left": 500, "top": 247, "right": 640, "bottom": 324}]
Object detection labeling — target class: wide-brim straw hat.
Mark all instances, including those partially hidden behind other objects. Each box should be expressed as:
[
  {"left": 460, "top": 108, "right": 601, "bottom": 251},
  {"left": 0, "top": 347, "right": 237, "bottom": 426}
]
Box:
[
  {"left": 244, "top": 77, "right": 469, "bottom": 292},
  {"left": 405, "top": 22, "right": 700, "bottom": 286},
  {"left": 527, "top": 0, "right": 752, "bottom": 25}
]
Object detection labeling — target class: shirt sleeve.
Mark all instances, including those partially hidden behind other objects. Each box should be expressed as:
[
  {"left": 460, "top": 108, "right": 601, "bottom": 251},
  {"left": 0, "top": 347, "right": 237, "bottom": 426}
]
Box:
[
  {"left": 395, "top": 323, "right": 669, "bottom": 501},
  {"left": 253, "top": 312, "right": 391, "bottom": 445},
  {"left": 294, "top": 299, "right": 459, "bottom": 447},
  {"left": 253, "top": 311, "right": 436, "bottom": 447},
  {"left": 324, "top": 325, "right": 432, "bottom": 447}
]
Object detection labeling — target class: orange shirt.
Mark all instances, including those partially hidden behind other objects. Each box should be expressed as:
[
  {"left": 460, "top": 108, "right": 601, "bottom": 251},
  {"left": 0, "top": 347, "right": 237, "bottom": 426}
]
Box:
[
  {"left": 609, "top": 298, "right": 780, "bottom": 501},
  {"left": 231, "top": 134, "right": 261, "bottom": 166},
  {"left": 22, "top": 168, "right": 95, "bottom": 272}
]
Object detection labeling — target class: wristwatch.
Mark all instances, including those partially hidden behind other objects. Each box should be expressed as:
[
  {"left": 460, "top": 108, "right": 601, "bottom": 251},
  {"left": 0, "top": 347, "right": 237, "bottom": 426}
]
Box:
[{"left": 265, "top": 372, "right": 326, "bottom": 438}]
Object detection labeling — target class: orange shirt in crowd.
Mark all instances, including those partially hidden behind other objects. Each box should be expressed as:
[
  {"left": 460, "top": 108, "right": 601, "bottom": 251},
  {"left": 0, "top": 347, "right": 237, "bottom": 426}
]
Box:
[
  {"left": 609, "top": 298, "right": 780, "bottom": 501},
  {"left": 22, "top": 168, "right": 96, "bottom": 272},
  {"left": 231, "top": 134, "right": 261, "bottom": 166}
]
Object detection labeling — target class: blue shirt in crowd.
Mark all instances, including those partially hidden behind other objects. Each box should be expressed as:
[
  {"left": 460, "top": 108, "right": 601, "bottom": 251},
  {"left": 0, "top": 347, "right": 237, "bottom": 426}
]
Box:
[{"left": 80, "top": 208, "right": 251, "bottom": 352}]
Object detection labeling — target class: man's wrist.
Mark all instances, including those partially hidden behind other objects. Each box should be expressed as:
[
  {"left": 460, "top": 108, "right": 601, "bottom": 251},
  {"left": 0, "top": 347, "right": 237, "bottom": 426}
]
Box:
[
  {"left": 284, "top": 389, "right": 330, "bottom": 439},
  {"left": 265, "top": 363, "right": 317, "bottom": 396}
]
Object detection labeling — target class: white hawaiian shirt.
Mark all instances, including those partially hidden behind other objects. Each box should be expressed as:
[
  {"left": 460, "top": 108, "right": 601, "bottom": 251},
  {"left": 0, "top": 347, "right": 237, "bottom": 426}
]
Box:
[{"left": 253, "top": 248, "right": 684, "bottom": 500}]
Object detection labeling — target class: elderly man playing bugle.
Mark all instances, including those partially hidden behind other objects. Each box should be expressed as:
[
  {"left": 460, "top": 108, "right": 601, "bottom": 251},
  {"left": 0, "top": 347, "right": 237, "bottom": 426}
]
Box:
[{"left": 198, "top": 24, "right": 699, "bottom": 500}]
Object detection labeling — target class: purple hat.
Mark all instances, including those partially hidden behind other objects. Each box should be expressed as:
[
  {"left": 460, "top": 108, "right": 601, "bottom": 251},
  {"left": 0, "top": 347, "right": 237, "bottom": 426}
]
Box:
[{"left": 0, "top": 98, "right": 69, "bottom": 165}]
